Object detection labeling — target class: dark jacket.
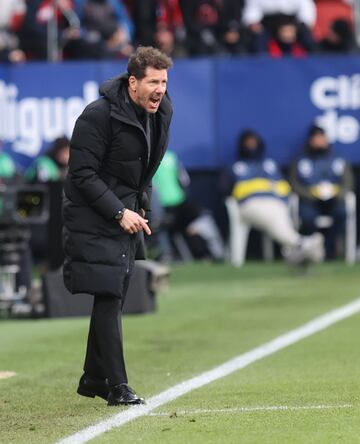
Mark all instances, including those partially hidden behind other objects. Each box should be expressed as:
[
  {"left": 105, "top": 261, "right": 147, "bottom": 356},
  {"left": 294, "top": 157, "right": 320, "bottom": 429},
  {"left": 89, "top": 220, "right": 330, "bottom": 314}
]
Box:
[
  {"left": 62, "top": 74, "right": 173, "bottom": 298},
  {"left": 289, "top": 149, "right": 353, "bottom": 202}
]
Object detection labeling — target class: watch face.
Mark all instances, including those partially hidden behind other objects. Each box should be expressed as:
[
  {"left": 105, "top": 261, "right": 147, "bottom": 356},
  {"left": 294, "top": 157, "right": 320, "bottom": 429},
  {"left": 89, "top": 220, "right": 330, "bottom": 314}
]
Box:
[{"left": 115, "top": 210, "right": 124, "bottom": 220}]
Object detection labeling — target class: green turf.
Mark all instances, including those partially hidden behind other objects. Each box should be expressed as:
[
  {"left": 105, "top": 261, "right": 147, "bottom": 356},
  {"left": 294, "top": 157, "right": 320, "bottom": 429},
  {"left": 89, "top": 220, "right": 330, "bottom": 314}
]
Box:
[{"left": 1, "top": 262, "right": 360, "bottom": 443}]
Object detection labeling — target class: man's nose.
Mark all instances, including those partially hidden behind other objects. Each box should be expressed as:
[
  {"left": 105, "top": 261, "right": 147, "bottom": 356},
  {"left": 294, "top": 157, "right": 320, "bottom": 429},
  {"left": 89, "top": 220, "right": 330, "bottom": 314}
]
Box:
[{"left": 155, "top": 84, "right": 165, "bottom": 94}]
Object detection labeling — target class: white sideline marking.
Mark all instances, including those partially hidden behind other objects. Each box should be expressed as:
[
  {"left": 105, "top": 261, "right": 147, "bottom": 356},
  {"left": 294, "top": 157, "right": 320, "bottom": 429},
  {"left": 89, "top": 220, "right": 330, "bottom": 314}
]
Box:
[
  {"left": 0, "top": 371, "right": 16, "bottom": 380},
  {"left": 149, "top": 404, "right": 353, "bottom": 416},
  {"left": 57, "top": 297, "right": 360, "bottom": 444}
]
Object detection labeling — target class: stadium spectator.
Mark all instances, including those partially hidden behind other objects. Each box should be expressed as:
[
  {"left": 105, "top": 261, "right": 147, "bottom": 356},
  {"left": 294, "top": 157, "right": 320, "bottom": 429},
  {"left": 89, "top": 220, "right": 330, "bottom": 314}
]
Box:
[
  {"left": 130, "top": 0, "right": 187, "bottom": 57},
  {"left": 76, "top": 0, "right": 134, "bottom": 58},
  {"left": 253, "top": 15, "right": 309, "bottom": 57},
  {"left": 17, "top": 0, "right": 125, "bottom": 60},
  {"left": 289, "top": 125, "right": 354, "bottom": 259},
  {"left": 318, "top": 18, "right": 356, "bottom": 53},
  {"left": 243, "top": 0, "right": 316, "bottom": 53},
  {"left": 25, "top": 136, "right": 70, "bottom": 183},
  {"left": 179, "top": 0, "right": 246, "bottom": 56},
  {"left": 0, "top": 0, "right": 26, "bottom": 63},
  {"left": 153, "top": 150, "right": 225, "bottom": 261},
  {"left": 242, "top": 0, "right": 316, "bottom": 30},
  {"left": 225, "top": 130, "right": 324, "bottom": 265}
]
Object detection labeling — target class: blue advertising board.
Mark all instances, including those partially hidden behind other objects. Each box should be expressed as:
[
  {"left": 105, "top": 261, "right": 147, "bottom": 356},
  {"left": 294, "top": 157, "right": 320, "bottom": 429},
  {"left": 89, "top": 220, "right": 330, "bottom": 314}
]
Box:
[
  {"left": 216, "top": 55, "right": 360, "bottom": 166},
  {"left": 0, "top": 55, "right": 360, "bottom": 170}
]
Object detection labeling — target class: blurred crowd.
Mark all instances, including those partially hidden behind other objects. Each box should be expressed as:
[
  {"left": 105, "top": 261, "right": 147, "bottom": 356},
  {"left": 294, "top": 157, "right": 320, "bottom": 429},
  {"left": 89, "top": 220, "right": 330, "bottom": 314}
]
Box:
[{"left": 0, "top": 0, "right": 357, "bottom": 63}]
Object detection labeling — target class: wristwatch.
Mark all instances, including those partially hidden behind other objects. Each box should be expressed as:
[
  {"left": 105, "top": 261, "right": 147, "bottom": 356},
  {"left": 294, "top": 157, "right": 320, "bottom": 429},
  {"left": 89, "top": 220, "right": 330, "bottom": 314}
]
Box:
[{"left": 114, "top": 208, "right": 125, "bottom": 221}]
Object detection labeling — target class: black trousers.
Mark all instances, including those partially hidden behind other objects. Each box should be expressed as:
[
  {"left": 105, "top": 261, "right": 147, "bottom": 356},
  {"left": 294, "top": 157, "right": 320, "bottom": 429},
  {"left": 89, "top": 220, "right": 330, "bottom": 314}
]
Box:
[{"left": 83, "top": 275, "right": 131, "bottom": 386}]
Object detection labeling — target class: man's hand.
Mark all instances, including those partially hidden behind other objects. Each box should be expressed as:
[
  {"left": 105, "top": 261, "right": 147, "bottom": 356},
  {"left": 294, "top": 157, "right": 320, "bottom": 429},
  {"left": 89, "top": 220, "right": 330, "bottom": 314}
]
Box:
[{"left": 119, "top": 209, "right": 151, "bottom": 235}]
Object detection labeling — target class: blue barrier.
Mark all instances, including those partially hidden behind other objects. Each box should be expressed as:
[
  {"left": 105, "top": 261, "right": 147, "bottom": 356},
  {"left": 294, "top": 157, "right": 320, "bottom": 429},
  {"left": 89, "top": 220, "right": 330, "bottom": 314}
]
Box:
[{"left": 0, "top": 55, "right": 360, "bottom": 170}]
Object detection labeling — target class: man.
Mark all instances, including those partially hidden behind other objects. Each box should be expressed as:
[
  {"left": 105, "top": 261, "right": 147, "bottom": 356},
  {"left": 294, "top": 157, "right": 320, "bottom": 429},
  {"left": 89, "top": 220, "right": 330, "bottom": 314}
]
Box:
[
  {"left": 152, "top": 150, "right": 224, "bottom": 261},
  {"left": 226, "top": 129, "right": 324, "bottom": 265},
  {"left": 62, "top": 46, "right": 173, "bottom": 406},
  {"left": 243, "top": 0, "right": 316, "bottom": 54},
  {"left": 290, "top": 125, "right": 353, "bottom": 259}
]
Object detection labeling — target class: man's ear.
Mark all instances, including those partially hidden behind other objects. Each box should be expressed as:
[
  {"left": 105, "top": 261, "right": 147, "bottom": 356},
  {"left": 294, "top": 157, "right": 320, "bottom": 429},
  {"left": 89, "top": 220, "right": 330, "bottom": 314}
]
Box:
[{"left": 129, "top": 75, "right": 137, "bottom": 92}]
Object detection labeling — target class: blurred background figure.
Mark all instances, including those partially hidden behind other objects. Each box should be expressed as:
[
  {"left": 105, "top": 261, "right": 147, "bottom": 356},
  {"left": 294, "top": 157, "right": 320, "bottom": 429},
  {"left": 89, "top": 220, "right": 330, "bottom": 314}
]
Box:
[
  {"left": 152, "top": 150, "right": 224, "bottom": 262},
  {"left": 25, "top": 136, "right": 70, "bottom": 183},
  {"left": 262, "top": 15, "right": 309, "bottom": 57},
  {"left": 318, "top": 18, "right": 356, "bottom": 53},
  {"left": 76, "top": 0, "right": 134, "bottom": 58},
  {"left": 289, "top": 125, "right": 354, "bottom": 259},
  {"left": 179, "top": 0, "right": 246, "bottom": 56},
  {"left": 0, "top": 0, "right": 26, "bottom": 63},
  {"left": 17, "top": 0, "right": 132, "bottom": 60},
  {"left": 243, "top": 0, "right": 316, "bottom": 54},
  {"left": 225, "top": 129, "right": 324, "bottom": 265},
  {"left": 130, "top": 0, "right": 187, "bottom": 57}
]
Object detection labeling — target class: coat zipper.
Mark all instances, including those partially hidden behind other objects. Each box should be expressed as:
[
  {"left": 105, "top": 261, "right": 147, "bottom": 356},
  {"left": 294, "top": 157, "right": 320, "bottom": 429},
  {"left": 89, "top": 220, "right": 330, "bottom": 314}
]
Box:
[{"left": 126, "top": 240, "right": 131, "bottom": 273}]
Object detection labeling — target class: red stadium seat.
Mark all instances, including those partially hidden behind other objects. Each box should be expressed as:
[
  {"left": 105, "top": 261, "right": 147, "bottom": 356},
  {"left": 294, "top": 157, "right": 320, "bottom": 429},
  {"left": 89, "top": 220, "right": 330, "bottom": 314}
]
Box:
[{"left": 313, "top": 0, "right": 354, "bottom": 40}]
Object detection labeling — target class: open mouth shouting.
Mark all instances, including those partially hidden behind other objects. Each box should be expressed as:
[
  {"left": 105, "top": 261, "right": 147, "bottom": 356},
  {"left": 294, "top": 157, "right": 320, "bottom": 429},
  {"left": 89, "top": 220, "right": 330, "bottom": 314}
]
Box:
[{"left": 149, "top": 95, "right": 162, "bottom": 111}]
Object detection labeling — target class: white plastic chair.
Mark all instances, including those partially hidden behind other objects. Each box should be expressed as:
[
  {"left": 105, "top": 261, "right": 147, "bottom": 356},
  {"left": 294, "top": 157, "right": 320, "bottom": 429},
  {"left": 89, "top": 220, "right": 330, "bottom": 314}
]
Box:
[
  {"left": 225, "top": 197, "right": 274, "bottom": 267},
  {"left": 289, "top": 192, "right": 357, "bottom": 264}
]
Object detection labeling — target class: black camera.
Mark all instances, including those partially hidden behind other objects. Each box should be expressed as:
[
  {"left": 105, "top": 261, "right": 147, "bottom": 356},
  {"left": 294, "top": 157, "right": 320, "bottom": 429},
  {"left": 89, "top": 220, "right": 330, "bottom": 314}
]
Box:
[
  {"left": 0, "top": 184, "right": 50, "bottom": 311},
  {"left": 0, "top": 184, "right": 49, "bottom": 225}
]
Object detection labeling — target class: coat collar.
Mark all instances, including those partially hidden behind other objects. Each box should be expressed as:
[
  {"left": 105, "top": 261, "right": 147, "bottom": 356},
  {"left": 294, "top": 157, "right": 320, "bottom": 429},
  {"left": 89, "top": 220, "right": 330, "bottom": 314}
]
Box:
[
  {"left": 100, "top": 74, "right": 173, "bottom": 191},
  {"left": 99, "top": 73, "right": 172, "bottom": 128}
]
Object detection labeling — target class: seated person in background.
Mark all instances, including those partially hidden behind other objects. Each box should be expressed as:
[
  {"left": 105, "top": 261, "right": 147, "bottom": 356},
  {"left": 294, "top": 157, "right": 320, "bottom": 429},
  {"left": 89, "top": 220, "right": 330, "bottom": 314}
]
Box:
[
  {"left": 243, "top": 0, "right": 316, "bottom": 53},
  {"left": 152, "top": 150, "right": 224, "bottom": 262},
  {"left": 289, "top": 125, "right": 353, "bottom": 259},
  {"left": 18, "top": 0, "right": 125, "bottom": 60},
  {"left": 179, "top": 0, "right": 246, "bottom": 56},
  {"left": 227, "top": 129, "right": 324, "bottom": 265},
  {"left": 264, "top": 16, "right": 309, "bottom": 58},
  {"left": 318, "top": 19, "right": 356, "bottom": 53},
  {"left": 77, "top": 0, "right": 134, "bottom": 58},
  {"left": 0, "top": 0, "right": 26, "bottom": 63},
  {"left": 25, "top": 136, "right": 70, "bottom": 183},
  {"left": 130, "top": 0, "right": 187, "bottom": 57}
]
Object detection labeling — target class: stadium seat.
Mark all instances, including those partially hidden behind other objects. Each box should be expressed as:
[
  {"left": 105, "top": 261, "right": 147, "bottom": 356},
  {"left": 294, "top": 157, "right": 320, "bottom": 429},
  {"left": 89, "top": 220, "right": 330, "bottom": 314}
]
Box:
[
  {"left": 225, "top": 196, "right": 274, "bottom": 267},
  {"left": 289, "top": 192, "right": 357, "bottom": 264},
  {"left": 313, "top": 0, "right": 354, "bottom": 40}
]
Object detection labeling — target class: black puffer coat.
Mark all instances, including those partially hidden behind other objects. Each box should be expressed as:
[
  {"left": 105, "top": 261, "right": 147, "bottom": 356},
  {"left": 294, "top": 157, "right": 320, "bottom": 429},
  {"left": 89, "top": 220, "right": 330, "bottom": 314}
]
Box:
[{"left": 62, "top": 74, "right": 173, "bottom": 298}]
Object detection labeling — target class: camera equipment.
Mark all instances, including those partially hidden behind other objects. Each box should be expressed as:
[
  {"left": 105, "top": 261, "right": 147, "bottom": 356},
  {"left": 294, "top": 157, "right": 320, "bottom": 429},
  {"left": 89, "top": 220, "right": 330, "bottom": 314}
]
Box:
[
  {"left": 0, "top": 184, "right": 49, "bottom": 225},
  {"left": 0, "top": 184, "right": 49, "bottom": 316}
]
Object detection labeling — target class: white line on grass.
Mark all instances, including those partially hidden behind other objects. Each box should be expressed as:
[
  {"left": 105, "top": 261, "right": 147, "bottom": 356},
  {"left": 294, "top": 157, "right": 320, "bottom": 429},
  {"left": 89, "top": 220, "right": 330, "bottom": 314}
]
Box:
[
  {"left": 57, "top": 297, "right": 360, "bottom": 444},
  {"left": 149, "top": 404, "right": 353, "bottom": 416},
  {"left": 0, "top": 371, "right": 16, "bottom": 380}
]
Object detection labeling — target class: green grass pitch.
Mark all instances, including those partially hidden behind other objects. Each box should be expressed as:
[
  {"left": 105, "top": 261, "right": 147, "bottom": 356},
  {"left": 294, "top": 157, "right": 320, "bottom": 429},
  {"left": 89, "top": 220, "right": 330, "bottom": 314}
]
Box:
[{"left": 1, "top": 262, "right": 360, "bottom": 443}]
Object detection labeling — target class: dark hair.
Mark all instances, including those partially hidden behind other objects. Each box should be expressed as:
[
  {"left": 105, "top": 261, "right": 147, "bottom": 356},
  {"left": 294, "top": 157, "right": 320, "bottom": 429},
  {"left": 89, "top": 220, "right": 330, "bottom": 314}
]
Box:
[
  {"left": 307, "top": 124, "right": 325, "bottom": 139},
  {"left": 237, "top": 129, "right": 265, "bottom": 160},
  {"left": 127, "top": 46, "right": 173, "bottom": 79},
  {"left": 332, "top": 19, "right": 352, "bottom": 40},
  {"left": 48, "top": 136, "right": 70, "bottom": 161}
]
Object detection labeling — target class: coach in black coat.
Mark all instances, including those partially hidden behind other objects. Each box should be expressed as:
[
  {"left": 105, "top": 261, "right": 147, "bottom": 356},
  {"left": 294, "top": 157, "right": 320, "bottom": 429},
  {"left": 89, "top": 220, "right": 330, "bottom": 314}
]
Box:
[{"left": 62, "top": 47, "right": 173, "bottom": 406}]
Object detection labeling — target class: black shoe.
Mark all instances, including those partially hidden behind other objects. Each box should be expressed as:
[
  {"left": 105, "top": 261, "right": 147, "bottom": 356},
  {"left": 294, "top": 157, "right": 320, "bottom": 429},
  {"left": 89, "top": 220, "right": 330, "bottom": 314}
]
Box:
[
  {"left": 107, "top": 383, "right": 145, "bottom": 406},
  {"left": 77, "top": 373, "right": 109, "bottom": 401}
]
